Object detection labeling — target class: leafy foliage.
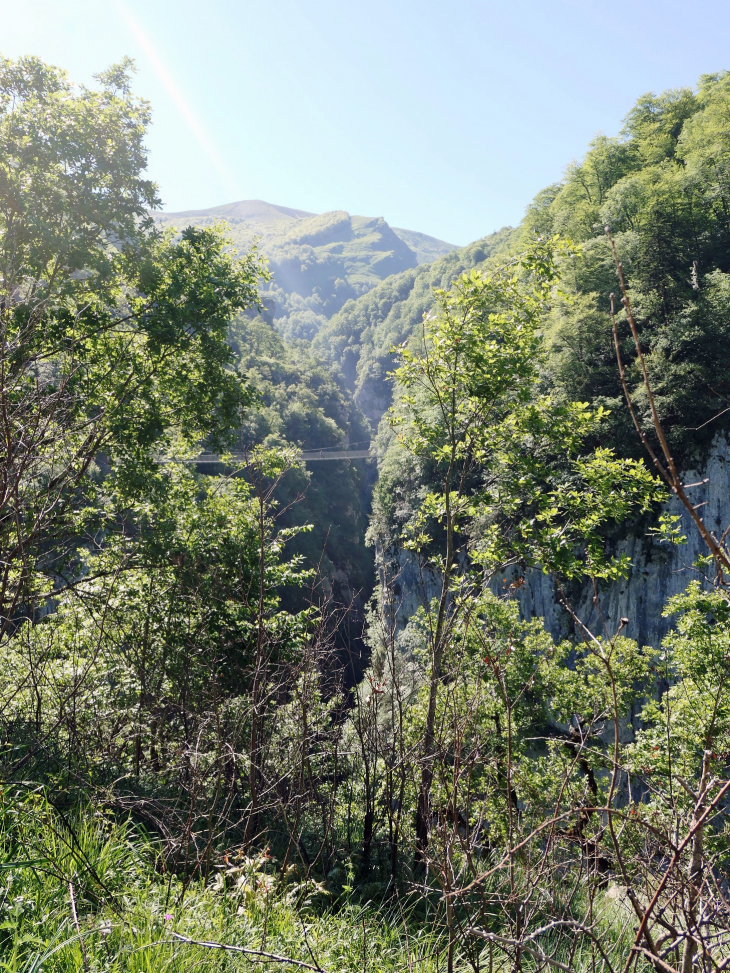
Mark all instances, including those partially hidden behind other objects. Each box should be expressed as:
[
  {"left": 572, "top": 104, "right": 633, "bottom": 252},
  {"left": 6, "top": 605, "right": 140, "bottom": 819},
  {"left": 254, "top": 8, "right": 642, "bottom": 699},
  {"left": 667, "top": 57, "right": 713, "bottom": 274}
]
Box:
[
  {"left": 228, "top": 315, "right": 374, "bottom": 609},
  {"left": 0, "top": 793, "right": 448, "bottom": 972},
  {"left": 3, "top": 52, "right": 730, "bottom": 973},
  {"left": 319, "top": 73, "right": 730, "bottom": 469},
  {"left": 0, "top": 56, "right": 269, "bottom": 626},
  {"left": 314, "top": 231, "right": 513, "bottom": 424}
]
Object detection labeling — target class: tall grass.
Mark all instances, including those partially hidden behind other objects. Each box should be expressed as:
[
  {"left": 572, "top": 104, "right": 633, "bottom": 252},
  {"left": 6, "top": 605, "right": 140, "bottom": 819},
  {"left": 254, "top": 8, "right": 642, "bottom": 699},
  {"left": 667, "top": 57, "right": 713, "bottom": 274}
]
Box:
[
  {"left": 0, "top": 790, "right": 451, "bottom": 972},
  {"left": 0, "top": 790, "right": 649, "bottom": 972}
]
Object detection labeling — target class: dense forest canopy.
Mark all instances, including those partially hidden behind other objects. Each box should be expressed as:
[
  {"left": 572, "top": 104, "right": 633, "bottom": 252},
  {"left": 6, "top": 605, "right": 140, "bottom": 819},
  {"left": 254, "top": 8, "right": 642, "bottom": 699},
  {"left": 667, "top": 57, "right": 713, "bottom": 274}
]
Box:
[
  {"left": 229, "top": 315, "right": 374, "bottom": 618},
  {"left": 1, "top": 52, "right": 730, "bottom": 973}
]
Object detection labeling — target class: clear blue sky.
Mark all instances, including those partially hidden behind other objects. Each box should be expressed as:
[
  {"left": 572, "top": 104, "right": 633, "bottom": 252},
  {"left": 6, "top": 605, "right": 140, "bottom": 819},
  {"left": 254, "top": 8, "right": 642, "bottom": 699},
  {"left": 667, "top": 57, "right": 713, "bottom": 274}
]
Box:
[{"left": 4, "top": 0, "right": 730, "bottom": 245}]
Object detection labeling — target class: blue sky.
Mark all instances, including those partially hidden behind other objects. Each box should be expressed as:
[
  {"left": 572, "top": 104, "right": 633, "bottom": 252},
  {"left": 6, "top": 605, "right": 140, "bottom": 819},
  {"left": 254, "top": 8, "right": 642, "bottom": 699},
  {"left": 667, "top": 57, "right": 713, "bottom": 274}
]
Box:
[{"left": 4, "top": 0, "right": 730, "bottom": 244}]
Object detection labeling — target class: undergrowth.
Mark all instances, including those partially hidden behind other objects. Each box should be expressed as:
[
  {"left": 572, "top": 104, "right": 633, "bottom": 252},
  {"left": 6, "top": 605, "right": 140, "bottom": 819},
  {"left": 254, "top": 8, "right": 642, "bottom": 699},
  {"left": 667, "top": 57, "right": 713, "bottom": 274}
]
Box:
[
  {"left": 0, "top": 789, "right": 646, "bottom": 973},
  {"left": 0, "top": 789, "right": 449, "bottom": 972}
]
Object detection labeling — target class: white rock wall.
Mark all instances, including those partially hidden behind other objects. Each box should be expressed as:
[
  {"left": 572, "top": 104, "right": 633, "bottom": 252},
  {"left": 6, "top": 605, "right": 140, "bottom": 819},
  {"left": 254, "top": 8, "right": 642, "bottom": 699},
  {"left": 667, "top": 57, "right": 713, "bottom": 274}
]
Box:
[
  {"left": 517, "top": 436, "right": 730, "bottom": 648},
  {"left": 384, "top": 436, "right": 730, "bottom": 650}
]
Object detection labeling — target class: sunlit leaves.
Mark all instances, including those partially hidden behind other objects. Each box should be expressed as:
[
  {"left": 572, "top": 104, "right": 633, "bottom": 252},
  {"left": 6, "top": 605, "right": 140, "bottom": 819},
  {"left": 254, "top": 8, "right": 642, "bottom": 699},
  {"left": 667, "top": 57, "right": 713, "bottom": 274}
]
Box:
[
  {"left": 0, "top": 56, "right": 270, "bottom": 619},
  {"left": 388, "top": 236, "right": 663, "bottom": 580}
]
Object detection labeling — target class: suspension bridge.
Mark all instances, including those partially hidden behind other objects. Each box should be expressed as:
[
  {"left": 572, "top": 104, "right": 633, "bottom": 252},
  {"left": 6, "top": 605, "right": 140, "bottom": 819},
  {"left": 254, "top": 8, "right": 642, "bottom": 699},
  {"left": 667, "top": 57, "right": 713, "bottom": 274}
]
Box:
[{"left": 165, "top": 443, "right": 376, "bottom": 464}]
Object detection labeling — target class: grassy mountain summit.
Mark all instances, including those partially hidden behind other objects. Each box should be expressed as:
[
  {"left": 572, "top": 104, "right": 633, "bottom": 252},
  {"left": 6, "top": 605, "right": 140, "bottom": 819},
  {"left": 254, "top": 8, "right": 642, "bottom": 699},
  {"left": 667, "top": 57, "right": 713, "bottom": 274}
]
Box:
[
  {"left": 166, "top": 198, "right": 314, "bottom": 223},
  {"left": 154, "top": 200, "right": 457, "bottom": 340}
]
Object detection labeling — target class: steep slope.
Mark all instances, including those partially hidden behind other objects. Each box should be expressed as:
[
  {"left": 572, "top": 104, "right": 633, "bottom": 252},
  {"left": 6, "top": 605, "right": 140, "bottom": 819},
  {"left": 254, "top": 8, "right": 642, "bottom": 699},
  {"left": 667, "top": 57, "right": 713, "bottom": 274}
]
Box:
[
  {"left": 314, "top": 228, "right": 515, "bottom": 426},
  {"left": 390, "top": 227, "right": 459, "bottom": 265},
  {"left": 362, "top": 72, "right": 730, "bottom": 651},
  {"left": 319, "top": 74, "right": 730, "bottom": 465},
  {"left": 154, "top": 201, "right": 457, "bottom": 342}
]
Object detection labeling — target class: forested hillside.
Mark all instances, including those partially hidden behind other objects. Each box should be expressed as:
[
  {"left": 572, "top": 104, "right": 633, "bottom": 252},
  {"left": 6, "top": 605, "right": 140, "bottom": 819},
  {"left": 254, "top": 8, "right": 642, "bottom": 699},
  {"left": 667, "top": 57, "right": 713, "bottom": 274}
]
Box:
[
  {"left": 366, "top": 70, "right": 730, "bottom": 654},
  {"left": 322, "top": 73, "right": 730, "bottom": 464},
  {"left": 155, "top": 199, "right": 456, "bottom": 340},
  {"left": 3, "top": 52, "right": 730, "bottom": 973},
  {"left": 314, "top": 229, "right": 513, "bottom": 424}
]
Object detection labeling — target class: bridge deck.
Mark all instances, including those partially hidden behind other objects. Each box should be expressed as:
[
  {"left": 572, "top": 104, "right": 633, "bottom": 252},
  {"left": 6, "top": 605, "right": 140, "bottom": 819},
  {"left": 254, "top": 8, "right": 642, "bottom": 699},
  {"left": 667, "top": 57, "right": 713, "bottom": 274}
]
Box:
[{"left": 174, "top": 449, "right": 375, "bottom": 464}]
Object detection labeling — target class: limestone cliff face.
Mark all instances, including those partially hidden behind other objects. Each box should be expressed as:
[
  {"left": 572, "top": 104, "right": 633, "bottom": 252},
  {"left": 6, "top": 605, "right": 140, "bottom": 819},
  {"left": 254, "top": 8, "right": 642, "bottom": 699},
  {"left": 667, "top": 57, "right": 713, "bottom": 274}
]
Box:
[
  {"left": 385, "top": 436, "right": 730, "bottom": 651},
  {"left": 520, "top": 435, "right": 730, "bottom": 649}
]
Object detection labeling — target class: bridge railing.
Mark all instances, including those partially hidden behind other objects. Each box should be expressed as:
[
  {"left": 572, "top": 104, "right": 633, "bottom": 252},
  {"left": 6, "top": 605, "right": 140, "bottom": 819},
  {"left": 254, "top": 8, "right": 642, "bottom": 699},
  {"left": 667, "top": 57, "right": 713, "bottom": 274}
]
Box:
[{"left": 159, "top": 447, "right": 376, "bottom": 464}]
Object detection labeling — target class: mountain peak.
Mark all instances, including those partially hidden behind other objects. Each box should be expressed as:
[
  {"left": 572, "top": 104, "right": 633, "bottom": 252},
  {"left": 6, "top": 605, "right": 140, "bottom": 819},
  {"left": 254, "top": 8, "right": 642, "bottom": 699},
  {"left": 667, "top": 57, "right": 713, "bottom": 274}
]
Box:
[
  {"left": 161, "top": 199, "right": 315, "bottom": 224},
  {"left": 153, "top": 200, "right": 458, "bottom": 341}
]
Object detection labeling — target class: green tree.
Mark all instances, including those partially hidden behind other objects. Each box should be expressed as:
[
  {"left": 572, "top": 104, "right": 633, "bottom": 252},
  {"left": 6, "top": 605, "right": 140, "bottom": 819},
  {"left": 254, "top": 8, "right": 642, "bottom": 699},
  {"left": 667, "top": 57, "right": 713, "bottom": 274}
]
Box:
[
  {"left": 0, "top": 56, "right": 268, "bottom": 629},
  {"left": 385, "top": 237, "right": 661, "bottom": 858},
  {"left": 229, "top": 315, "right": 372, "bottom": 608}
]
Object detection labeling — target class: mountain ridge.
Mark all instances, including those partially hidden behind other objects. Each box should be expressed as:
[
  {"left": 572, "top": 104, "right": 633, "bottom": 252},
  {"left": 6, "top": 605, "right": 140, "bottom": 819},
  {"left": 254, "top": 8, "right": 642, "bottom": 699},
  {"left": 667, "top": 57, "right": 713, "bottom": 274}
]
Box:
[
  {"left": 163, "top": 199, "right": 315, "bottom": 223},
  {"left": 153, "top": 200, "right": 458, "bottom": 340}
]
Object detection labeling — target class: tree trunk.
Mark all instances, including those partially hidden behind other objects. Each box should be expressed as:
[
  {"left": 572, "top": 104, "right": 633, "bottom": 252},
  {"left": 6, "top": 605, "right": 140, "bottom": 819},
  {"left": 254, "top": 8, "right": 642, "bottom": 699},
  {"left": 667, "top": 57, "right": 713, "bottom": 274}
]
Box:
[{"left": 681, "top": 750, "right": 712, "bottom": 973}]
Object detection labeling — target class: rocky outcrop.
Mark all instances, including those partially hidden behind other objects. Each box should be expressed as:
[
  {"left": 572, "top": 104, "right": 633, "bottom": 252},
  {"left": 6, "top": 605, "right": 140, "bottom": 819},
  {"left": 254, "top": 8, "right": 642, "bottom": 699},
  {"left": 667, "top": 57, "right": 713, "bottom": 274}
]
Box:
[
  {"left": 386, "top": 436, "right": 730, "bottom": 651},
  {"left": 518, "top": 436, "right": 730, "bottom": 649}
]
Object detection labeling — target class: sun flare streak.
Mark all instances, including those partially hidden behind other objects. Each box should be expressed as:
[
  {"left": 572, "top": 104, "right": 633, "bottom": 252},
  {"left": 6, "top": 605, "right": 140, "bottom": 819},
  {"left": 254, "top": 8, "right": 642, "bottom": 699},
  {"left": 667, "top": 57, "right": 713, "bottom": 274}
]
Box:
[{"left": 113, "top": 0, "right": 241, "bottom": 199}]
